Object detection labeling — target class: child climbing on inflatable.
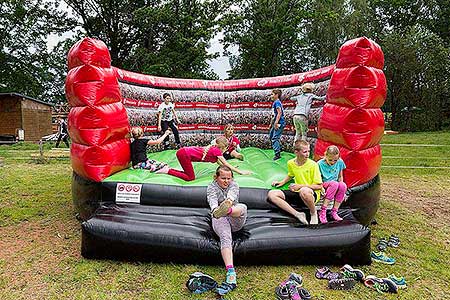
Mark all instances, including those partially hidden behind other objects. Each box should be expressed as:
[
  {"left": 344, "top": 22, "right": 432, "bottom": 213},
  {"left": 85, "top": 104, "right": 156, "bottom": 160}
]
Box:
[
  {"left": 268, "top": 140, "right": 322, "bottom": 224},
  {"left": 157, "top": 93, "right": 181, "bottom": 149},
  {"left": 317, "top": 145, "right": 347, "bottom": 223},
  {"left": 130, "top": 127, "right": 171, "bottom": 172},
  {"left": 207, "top": 165, "right": 247, "bottom": 295},
  {"left": 158, "top": 136, "right": 252, "bottom": 181},
  {"left": 212, "top": 124, "right": 243, "bottom": 160},
  {"left": 291, "top": 83, "right": 326, "bottom": 142}
]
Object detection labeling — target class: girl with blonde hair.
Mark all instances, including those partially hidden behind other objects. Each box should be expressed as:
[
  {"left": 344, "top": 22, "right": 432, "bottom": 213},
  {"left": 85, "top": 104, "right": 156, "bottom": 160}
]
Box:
[{"left": 317, "top": 145, "right": 347, "bottom": 223}]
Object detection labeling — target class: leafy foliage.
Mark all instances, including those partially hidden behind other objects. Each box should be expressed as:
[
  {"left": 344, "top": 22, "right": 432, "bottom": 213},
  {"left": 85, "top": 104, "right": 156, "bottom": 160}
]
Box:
[{"left": 0, "top": 0, "right": 76, "bottom": 103}]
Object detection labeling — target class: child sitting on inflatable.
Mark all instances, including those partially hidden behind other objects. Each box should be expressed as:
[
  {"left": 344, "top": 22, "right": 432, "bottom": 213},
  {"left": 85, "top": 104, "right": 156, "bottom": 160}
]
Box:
[
  {"left": 317, "top": 145, "right": 347, "bottom": 223},
  {"left": 130, "top": 127, "right": 171, "bottom": 172},
  {"left": 207, "top": 165, "right": 247, "bottom": 295},
  {"left": 268, "top": 140, "right": 322, "bottom": 225},
  {"left": 212, "top": 124, "right": 243, "bottom": 160},
  {"left": 158, "top": 136, "right": 252, "bottom": 181}
]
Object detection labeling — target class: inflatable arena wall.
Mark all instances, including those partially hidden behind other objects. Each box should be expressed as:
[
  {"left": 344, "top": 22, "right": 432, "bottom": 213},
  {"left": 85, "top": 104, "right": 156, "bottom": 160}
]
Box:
[{"left": 67, "top": 37, "right": 386, "bottom": 265}]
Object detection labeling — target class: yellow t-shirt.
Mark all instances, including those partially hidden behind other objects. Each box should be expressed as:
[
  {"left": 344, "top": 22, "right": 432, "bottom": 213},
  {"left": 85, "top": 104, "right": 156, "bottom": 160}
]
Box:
[{"left": 287, "top": 158, "right": 323, "bottom": 202}]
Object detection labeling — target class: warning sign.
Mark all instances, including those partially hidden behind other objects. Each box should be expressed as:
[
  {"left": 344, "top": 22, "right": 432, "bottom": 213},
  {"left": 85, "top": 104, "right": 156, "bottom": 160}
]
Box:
[{"left": 116, "top": 183, "right": 142, "bottom": 203}]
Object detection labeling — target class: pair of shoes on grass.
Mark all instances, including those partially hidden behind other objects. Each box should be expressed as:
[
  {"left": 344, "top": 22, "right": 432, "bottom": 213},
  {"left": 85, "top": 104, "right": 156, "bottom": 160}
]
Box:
[
  {"left": 316, "top": 265, "right": 360, "bottom": 290},
  {"left": 275, "top": 273, "right": 311, "bottom": 300},
  {"left": 376, "top": 234, "right": 400, "bottom": 251},
  {"left": 371, "top": 251, "right": 396, "bottom": 264}
]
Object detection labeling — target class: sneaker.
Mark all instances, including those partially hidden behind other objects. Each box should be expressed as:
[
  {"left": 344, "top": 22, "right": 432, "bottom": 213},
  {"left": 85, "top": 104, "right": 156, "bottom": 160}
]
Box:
[
  {"left": 319, "top": 209, "right": 327, "bottom": 224},
  {"left": 186, "top": 272, "right": 218, "bottom": 294},
  {"left": 215, "top": 281, "right": 236, "bottom": 296},
  {"left": 275, "top": 283, "right": 290, "bottom": 300},
  {"left": 315, "top": 266, "right": 342, "bottom": 280},
  {"left": 212, "top": 199, "right": 233, "bottom": 218},
  {"left": 273, "top": 153, "right": 281, "bottom": 160},
  {"left": 285, "top": 280, "right": 301, "bottom": 300},
  {"left": 364, "top": 275, "right": 398, "bottom": 293},
  {"left": 226, "top": 268, "right": 236, "bottom": 285},
  {"left": 287, "top": 273, "right": 303, "bottom": 286},
  {"left": 388, "top": 274, "right": 407, "bottom": 289},
  {"left": 340, "top": 264, "right": 365, "bottom": 282},
  {"left": 388, "top": 235, "right": 400, "bottom": 247},
  {"left": 371, "top": 251, "right": 396, "bottom": 265},
  {"left": 330, "top": 209, "right": 343, "bottom": 221},
  {"left": 297, "top": 287, "right": 312, "bottom": 300},
  {"left": 376, "top": 238, "right": 388, "bottom": 252},
  {"left": 328, "top": 278, "right": 356, "bottom": 290}
]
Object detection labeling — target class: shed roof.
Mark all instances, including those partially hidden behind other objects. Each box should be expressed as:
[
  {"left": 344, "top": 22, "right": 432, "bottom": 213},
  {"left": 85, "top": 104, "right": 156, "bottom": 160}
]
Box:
[{"left": 0, "top": 92, "right": 54, "bottom": 107}]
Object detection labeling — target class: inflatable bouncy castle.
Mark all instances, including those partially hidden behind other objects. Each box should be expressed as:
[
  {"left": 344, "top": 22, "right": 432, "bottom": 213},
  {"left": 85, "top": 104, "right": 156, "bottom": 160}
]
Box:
[{"left": 67, "top": 37, "right": 385, "bottom": 265}]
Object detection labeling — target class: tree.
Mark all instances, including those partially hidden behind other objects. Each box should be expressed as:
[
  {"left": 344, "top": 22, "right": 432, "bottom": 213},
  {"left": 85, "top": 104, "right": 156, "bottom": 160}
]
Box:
[
  {"left": 221, "top": 0, "right": 309, "bottom": 79},
  {"left": 63, "top": 0, "right": 147, "bottom": 68},
  {"left": 126, "top": 0, "right": 222, "bottom": 79},
  {"left": 0, "top": 0, "right": 76, "bottom": 102},
  {"left": 382, "top": 26, "right": 450, "bottom": 131}
]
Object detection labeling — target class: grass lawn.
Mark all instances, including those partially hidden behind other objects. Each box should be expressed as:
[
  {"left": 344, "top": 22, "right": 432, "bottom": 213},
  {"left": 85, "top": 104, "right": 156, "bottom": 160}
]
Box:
[{"left": 0, "top": 132, "right": 449, "bottom": 300}]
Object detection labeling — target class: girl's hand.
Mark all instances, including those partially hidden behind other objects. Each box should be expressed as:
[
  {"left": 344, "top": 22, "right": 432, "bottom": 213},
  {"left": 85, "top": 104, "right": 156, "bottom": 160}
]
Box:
[
  {"left": 157, "top": 125, "right": 162, "bottom": 131},
  {"left": 272, "top": 181, "right": 281, "bottom": 187}
]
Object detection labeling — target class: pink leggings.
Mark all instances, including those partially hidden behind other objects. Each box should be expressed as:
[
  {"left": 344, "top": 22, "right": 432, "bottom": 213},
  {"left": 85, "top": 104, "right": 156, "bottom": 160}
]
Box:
[
  {"left": 323, "top": 181, "right": 347, "bottom": 203},
  {"left": 168, "top": 148, "right": 196, "bottom": 181}
]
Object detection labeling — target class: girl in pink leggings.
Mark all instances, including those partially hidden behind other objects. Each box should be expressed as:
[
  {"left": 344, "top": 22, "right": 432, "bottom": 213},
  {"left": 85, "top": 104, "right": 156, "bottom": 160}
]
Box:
[
  {"left": 317, "top": 145, "right": 347, "bottom": 223},
  {"left": 158, "top": 136, "right": 251, "bottom": 181}
]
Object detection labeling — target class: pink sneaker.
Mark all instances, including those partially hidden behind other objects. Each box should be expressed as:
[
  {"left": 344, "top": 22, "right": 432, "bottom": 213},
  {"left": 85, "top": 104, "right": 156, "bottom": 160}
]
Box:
[
  {"left": 331, "top": 209, "right": 343, "bottom": 221},
  {"left": 319, "top": 209, "right": 327, "bottom": 224}
]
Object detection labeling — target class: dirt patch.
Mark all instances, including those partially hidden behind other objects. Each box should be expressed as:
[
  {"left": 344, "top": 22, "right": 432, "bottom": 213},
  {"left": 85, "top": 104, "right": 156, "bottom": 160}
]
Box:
[
  {"left": 381, "top": 177, "right": 450, "bottom": 227},
  {"left": 0, "top": 218, "right": 80, "bottom": 299}
]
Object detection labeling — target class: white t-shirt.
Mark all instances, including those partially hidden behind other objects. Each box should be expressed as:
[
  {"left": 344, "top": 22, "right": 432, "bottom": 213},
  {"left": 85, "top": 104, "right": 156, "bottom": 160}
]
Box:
[{"left": 157, "top": 102, "right": 175, "bottom": 121}]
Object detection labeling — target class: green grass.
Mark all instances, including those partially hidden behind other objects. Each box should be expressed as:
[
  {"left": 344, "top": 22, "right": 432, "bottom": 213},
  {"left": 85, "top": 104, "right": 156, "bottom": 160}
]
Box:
[{"left": 0, "top": 132, "right": 449, "bottom": 299}]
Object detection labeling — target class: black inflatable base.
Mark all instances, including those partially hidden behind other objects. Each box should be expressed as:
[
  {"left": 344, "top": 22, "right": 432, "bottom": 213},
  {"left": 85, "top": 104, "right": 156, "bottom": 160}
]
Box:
[{"left": 82, "top": 203, "right": 371, "bottom": 265}]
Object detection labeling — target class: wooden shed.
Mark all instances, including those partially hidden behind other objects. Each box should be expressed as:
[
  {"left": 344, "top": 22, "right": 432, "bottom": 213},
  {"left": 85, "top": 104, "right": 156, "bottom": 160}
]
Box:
[{"left": 0, "top": 93, "right": 53, "bottom": 142}]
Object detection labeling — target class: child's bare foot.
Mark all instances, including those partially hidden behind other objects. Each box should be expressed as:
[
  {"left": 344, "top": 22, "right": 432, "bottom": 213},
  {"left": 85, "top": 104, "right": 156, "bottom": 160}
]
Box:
[{"left": 155, "top": 165, "right": 169, "bottom": 174}]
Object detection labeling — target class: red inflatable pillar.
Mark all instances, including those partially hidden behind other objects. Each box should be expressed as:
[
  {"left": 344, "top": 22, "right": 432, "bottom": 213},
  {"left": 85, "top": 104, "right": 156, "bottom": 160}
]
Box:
[
  {"left": 315, "top": 37, "right": 386, "bottom": 187},
  {"left": 65, "top": 38, "right": 130, "bottom": 182}
]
